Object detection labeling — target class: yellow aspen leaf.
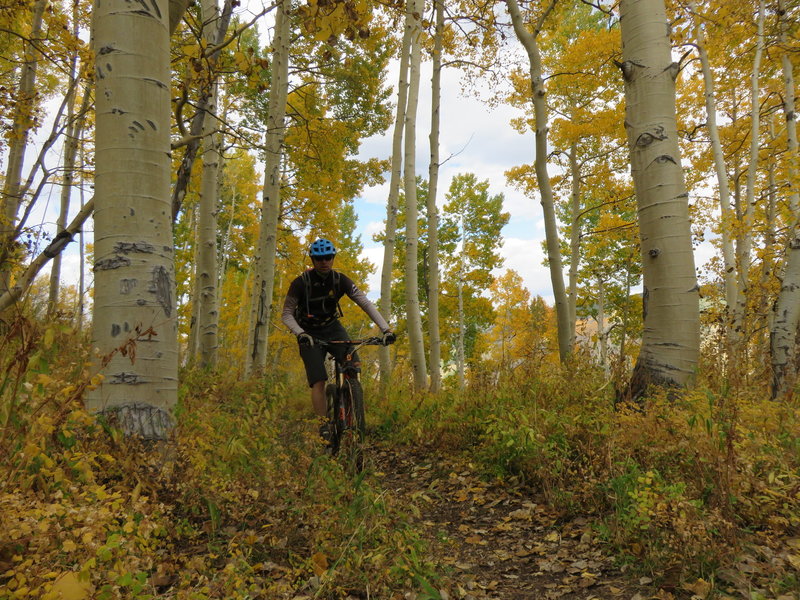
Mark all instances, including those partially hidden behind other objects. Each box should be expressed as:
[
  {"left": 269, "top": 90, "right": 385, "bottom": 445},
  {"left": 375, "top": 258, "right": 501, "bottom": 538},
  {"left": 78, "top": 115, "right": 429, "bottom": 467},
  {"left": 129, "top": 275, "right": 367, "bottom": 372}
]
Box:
[
  {"left": 62, "top": 540, "right": 77, "bottom": 553},
  {"left": 45, "top": 572, "right": 93, "bottom": 600},
  {"left": 311, "top": 552, "right": 328, "bottom": 576}
]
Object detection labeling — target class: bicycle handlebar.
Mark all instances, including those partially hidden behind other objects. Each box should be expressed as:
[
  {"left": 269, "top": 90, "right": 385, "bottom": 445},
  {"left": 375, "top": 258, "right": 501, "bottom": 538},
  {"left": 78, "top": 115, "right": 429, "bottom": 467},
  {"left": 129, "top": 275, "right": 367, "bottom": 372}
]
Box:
[{"left": 314, "top": 336, "right": 389, "bottom": 348}]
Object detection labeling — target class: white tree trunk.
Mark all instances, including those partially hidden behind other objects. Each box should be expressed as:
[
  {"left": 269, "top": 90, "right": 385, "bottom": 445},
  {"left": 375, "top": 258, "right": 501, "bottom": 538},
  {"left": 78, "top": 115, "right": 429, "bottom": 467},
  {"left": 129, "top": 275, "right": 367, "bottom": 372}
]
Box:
[
  {"left": 192, "top": 0, "right": 222, "bottom": 368},
  {"left": 88, "top": 0, "right": 178, "bottom": 439},
  {"left": 379, "top": 2, "right": 412, "bottom": 389},
  {"left": 403, "top": 0, "right": 428, "bottom": 391},
  {"left": 770, "top": 0, "right": 800, "bottom": 399},
  {"left": 687, "top": 0, "right": 737, "bottom": 326},
  {"left": 733, "top": 0, "right": 765, "bottom": 341},
  {"left": 457, "top": 259, "right": 466, "bottom": 390},
  {"left": 49, "top": 87, "right": 92, "bottom": 316},
  {"left": 619, "top": 0, "right": 700, "bottom": 395},
  {"left": 246, "top": 0, "right": 290, "bottom": 376},
  {"left": 567, "top": 141, "right": 580, "bottom": 346},
  {"left": 0, "top": 0, "right": 48, "bottom": 294},
  {"left": 506, "top": 0, "right": 572, "bottom": 362},
  {"left": 426, "top": 0, "right": 444, "bottom": 393}
]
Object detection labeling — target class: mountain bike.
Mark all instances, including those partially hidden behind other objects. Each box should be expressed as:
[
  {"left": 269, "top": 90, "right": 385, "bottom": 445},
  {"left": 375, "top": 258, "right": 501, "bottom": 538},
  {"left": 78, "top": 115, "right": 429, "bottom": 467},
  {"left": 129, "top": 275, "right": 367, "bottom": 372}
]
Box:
[{"left": 314, "top": 336, "right": 388, "bottom": 472}]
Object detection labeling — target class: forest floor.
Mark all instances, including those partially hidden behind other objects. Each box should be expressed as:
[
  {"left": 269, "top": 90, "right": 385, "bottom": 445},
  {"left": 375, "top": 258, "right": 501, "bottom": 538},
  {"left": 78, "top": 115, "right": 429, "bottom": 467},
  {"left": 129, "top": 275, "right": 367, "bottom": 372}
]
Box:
[{"left": 367, "top": 441, "right": 656, "bottom": 600}]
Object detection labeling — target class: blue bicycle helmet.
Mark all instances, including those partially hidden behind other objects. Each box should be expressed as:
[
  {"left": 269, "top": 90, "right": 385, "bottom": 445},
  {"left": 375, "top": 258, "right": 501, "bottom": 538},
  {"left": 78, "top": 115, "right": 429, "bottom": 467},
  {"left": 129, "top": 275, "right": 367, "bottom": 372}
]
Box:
[{"left": 309, "top": 238, "right": 337, "bottom": 257}]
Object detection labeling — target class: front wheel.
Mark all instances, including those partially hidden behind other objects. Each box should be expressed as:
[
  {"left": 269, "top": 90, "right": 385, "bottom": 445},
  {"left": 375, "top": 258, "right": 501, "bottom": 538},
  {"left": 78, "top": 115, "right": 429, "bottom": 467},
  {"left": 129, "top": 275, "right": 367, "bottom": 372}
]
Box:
[
  {"left": 339, "top": 377, "right": 365, "bottom": 472},
  {"left": 344, "top": 377, "right": 366, "bottom": 438}
]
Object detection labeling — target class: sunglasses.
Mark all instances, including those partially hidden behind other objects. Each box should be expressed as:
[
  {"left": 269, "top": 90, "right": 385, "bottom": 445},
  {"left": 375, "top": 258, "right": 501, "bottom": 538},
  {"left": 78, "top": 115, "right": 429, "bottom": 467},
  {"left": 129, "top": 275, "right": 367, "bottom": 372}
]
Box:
[{"left": 313, "top": 254, "right": 335, "bottom": 261}]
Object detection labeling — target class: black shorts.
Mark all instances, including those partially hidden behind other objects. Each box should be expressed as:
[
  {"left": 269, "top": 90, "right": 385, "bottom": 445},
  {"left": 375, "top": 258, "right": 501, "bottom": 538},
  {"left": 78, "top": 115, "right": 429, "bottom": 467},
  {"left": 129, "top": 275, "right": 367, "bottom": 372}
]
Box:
[{"left": 299, "top": 320, "right": 360, "bottom": 386}]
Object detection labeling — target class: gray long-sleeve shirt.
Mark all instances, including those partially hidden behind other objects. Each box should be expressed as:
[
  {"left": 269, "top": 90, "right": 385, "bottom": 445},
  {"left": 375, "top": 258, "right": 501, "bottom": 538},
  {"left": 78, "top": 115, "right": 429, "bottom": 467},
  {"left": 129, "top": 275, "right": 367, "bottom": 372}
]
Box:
[{"left": 281, "top": 269, "right": 390, "bottom": 336}]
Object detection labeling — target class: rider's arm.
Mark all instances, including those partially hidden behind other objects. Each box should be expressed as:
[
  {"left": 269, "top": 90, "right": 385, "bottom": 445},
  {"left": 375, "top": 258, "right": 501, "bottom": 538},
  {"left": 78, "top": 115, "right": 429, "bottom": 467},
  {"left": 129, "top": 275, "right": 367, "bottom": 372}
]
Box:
[
  {"left": 281, "top": 280, "right": 306, "bottom": 336},
  {"left": 343, "top": 277, "right": 391, "bottom": 333}
]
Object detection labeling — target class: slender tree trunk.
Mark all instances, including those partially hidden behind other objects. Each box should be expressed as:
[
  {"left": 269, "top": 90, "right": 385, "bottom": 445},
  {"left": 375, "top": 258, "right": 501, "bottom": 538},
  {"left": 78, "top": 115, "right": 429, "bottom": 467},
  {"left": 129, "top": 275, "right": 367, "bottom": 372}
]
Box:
[
  {"left": 246, "top": 0, "right": 289, "bottom": 377},
  {"left": 87, "top": 0, "right": 180, "bottom": 439},
  {"left": 192, "top": 0, "right": 222, "bottom": 368},
  {"left": 49, "top": 87, "right": 91, "bottom": 316},
  {"left": 619, "top": 0, "right": 700, "bottom": 397},
  {"left": 506, "top": 0, "right": 572, "bottom": 362},
  {"left": 567, "top": 141, "right": 581, "bottom": 345},
  {"left": 170, "top": 0, "right": 233, "bottom": 221},
  {"left": 379, "top": 4, "right": 413, "bottom": 390},
  {"left": 77, "top": 158, "right": 86, "bottom": 331},
  {"left": 688, "top": 0, "right": 737, "bottom": 329},
  {"left": 457, "top": 234, "right": 466, "bottom": 389},
  {"left": 48, "top": 3, "right": 82, "bottom": 317},
  {"left": 426, "top": 0, "right": 444, "bottom": 393},
  {"left": 0, "top": 0, "right": 48, "bottom": 294},
  {"left": 403, "top": 0, "right": 428, "bottom": 391},
  {"left": 770, "top": 0, "right": 800, "bottom": 399},
  {"left": 596, "top": 275, "right": 610, "bottom": 377},
  {"left": 733, "top": 0, "right": 765, "bottom": 343}
]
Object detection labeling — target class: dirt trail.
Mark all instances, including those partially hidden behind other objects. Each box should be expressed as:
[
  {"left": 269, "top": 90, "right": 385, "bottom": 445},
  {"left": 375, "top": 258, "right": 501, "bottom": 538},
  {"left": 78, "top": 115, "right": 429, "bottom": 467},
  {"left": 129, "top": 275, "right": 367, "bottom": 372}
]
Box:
[{"left": 370, "top": 442, "right": 652, "bottom": 600}]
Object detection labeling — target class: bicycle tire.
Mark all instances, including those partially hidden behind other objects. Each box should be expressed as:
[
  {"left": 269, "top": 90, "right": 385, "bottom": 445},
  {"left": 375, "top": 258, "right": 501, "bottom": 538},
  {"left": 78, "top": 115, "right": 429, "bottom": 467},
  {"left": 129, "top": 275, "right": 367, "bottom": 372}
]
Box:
[
  {"left": 338, "top": 377, "right": 365, "bottom": 472},
  {"left": 344, "top": 377, "right": 366, "bottom": 438},
  {"left": 325, "top": 382, "right": 340, "bottom": 454}
]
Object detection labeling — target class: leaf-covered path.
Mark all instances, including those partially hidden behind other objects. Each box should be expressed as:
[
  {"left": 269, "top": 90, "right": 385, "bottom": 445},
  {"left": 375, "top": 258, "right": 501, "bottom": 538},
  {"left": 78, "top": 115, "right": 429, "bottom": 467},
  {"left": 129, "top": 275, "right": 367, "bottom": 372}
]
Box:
[{"left": 370, "top": 442, "right": 652, "bottom": 600}]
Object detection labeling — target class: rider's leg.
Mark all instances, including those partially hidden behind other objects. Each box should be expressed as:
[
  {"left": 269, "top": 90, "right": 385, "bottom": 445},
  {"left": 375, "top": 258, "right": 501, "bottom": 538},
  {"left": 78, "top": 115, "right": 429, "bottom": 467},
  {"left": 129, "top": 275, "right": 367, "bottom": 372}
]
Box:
[{"left": 311, "top": 380, "right": 327, "bottom": 417}]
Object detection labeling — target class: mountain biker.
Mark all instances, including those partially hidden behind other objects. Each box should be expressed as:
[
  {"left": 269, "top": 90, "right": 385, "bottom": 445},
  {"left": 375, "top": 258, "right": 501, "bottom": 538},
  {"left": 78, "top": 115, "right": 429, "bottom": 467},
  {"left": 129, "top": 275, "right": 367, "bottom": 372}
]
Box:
[{"left": 281, "top": 238, "right": 395, "bottom": 441}]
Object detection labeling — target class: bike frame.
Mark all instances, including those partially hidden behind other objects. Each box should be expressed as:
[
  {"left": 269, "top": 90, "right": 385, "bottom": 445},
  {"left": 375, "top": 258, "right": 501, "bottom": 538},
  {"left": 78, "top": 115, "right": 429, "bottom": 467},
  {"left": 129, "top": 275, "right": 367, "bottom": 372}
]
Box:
[{"left": 314, "top": 337, "right": 383, "bottom": 461}]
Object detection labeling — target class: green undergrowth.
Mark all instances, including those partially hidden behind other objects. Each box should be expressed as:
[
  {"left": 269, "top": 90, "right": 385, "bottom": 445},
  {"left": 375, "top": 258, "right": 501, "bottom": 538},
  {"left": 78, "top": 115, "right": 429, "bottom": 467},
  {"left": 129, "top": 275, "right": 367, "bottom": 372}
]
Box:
[{"left": 368, "top": 365, "right": 800, "bottom": 596}]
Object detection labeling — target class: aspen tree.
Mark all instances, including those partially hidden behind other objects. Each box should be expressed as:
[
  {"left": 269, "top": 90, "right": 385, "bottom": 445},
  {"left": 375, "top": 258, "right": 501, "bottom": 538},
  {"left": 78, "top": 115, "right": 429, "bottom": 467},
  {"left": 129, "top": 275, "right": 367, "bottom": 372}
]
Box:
[
  {"left": 379, "top": 7, "right": 412, "bottom": 389},
  {"left": 47, "top": 0, "right": 88, "bottom": 316},
  {"left": 426, "top": 0, "right": 444, "bottom": 393},
  {"left": 246, "top": 0, "right": 290, "bottom": 376},
  {"left": 0, "top": 0, "right": 47, "bottom": 294},
  {"left": 506, "top": 0, "right": 572, "bottom": 362},
  {"left": 191, "top": 0, "right": 223, "bottom": 368},
  {"left": 88, "top": 0, "right": 183, "bottom": 438},
  {"left": 732, "top": 0, "right": 765, "bottom": 343},
  {"left": 770, "top": 0, "right": 800, "bottom": 398},
  {"left": 403, "top": 0, "right": 429, "bottom": 390},
  {"left": 619, "top": 0, "right": 700, "bottom": 395},
  {"left": 48, "top": 86, "right": 91, "bottom": 316},
  {"left": 686, "top": 0, "right": 737, "bottom": 331}
]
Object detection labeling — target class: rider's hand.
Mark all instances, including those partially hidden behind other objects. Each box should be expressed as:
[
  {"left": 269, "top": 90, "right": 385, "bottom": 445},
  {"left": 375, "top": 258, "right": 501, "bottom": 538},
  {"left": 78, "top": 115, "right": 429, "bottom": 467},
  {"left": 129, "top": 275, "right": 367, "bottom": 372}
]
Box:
[
  {"left": 297, "top": 332, "right": 314, "bottom": 347},
  {"left": 381, "top": 331, "right": 396, "bottom": 346}
]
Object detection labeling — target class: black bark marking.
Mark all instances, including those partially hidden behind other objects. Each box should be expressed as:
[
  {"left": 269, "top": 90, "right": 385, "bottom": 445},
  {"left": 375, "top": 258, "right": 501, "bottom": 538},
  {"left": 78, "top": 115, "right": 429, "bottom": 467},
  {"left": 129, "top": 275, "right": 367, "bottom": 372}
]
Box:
[
  {"left": 98, "top": 45, "right": 116, "bottom": 55},
  {"left": 119, "top": 278, "right": 137, "bottom": 294},
  {"left": 109, "top": 372, "right": 142, "bottom": 384},
  {"left": 114, "top": 241, "right": 155, "bottom": 254},
  {"left": 635, "top": 126, "right": 666, "bottom": 147},
  {"left": 151, "top": 266, "right": 172, "bottom": 317},
  {"left": 131, "top": 120, "right": 145, "bottom": 131},
  {"left": 95, "top": 255, "right": 131, "bottom": 271},
  {"left": 148, "top": 0, "right": 162, "bottom": 19},
  {"left": 653, "top": 154, "right": 677, "bottom": 165},
  {"left": 147, "top": 120, "right": 157, "bottom": 130},
  {"left": 142, "top": 77, "right": 168, "bottom": 90},
  {"left": 112, "top": 323, "right": 121, "bottom": 337}
]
